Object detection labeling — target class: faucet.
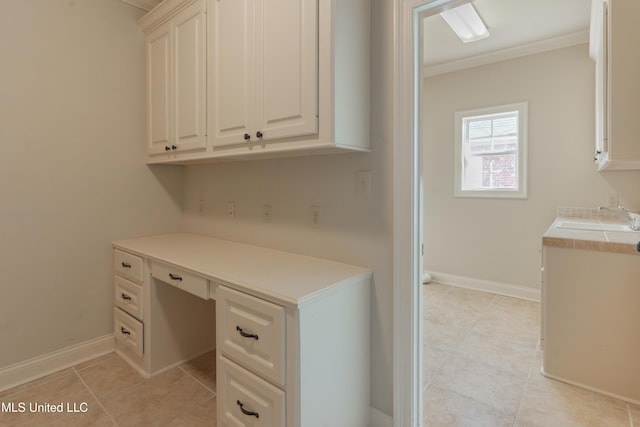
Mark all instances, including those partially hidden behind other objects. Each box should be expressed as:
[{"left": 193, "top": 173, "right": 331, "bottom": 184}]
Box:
[{"left": 598, "top": 205, "right": 640, "bottom": 231}]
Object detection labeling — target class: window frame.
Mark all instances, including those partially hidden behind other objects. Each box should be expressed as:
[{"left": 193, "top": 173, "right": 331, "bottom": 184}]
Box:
[{"left": 454, "top": 102, "right": 528, "bottom": 199}]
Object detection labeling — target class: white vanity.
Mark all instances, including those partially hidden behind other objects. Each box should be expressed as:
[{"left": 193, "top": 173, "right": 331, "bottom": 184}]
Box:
[
  {"left": 112, "top": 233, "right": 372, "bottom": 426},
  {"left": 541, "top": 211, "right": 640, "bottom": 404}
]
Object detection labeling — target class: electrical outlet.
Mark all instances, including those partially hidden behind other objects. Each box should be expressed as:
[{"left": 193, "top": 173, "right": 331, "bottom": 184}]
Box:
[
  {"left": 356, "top": 171, "right": 371, "bottom": 195},
  {"left": 310, "top": 206, "right": 322, "bottom": 228},
  {"left": 263, "top": 204, "right": 272, "bottom": 223},
  {"left": 227, "top": 202, "right": 235, "bottom": 218},
  {"left": 198, "top": 199, "right": 206, "bottom": 216},
  {"left": 608, "top": 192, "right": 618, "bottom": 207}
]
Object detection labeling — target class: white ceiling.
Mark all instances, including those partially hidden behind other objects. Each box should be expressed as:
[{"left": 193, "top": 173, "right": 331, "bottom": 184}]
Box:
[{"left": 423, "top": 0, "right": 592, "bottom": 74}]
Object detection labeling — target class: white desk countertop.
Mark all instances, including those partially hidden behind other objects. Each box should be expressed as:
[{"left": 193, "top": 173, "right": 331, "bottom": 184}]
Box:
[{"left": 113, "top": 233, "right": 372, "bottom": 307}]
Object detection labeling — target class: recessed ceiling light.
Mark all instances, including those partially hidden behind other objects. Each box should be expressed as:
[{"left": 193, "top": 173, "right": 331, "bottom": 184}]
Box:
[{"left": 440, "top": 2, "right": 490, "bottom": 43}]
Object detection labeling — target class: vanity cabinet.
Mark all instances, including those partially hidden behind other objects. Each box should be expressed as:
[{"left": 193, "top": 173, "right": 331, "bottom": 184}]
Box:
[
  {"left": 590, "top": 0, "right": 640, "bottom": 170},
  {"left": 139, "top": 0, "right": 207, "bottom": 160},
  {"left": 542, "top": 218, "right": 640, "bottom": 403},
  {"left": 113, "top": 233, "right": 372, "bottom": 426},
  {"left": 542, "top": 246, "right": 640, "bottom": 402},
  {"left": 138, "top": 0, "right": 370, "bottom": 164}
]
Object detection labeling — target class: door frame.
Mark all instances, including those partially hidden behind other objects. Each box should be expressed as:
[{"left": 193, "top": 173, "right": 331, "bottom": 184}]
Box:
[{"left": 392, "top": 1, "right": 461, "bottom": 425}]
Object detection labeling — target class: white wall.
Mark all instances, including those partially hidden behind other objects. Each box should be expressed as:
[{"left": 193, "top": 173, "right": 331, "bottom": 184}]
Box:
[
  {"left": 422, "top": 43, "right": 640, "bottom": 293},
  {"left": 0, "top": 0, "right": 183, "bottom": 368},
  {"left": 181, "top": 0, "right": 395, "bottom": 414}
]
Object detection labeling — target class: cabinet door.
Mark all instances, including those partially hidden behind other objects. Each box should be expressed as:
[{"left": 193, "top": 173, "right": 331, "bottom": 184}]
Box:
[
  {"left": 146, "top": 22, "right": 172, "bottom": 155},
  {"left": 209, "top": 0, "right": 255, "bottom": 146},
  {"left": 255, "top": 0, "right": 318, "bottom": 141},
  {"left": 173, "top": 2, "right": 207, "bottom": 152}
]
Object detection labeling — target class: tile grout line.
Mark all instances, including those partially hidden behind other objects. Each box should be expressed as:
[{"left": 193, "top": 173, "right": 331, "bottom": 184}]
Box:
[
  {"left": 423, "top": 291, "right": 498, "bottom": 394},
  {"left": 510, "top": 365, "right": 535, "bottom": 427},
  {"left": 177, "top": 365, "right": 217, "bottom": 398},
  {"left": 72, "top": 366, "right": 120, "bottom": 427}
]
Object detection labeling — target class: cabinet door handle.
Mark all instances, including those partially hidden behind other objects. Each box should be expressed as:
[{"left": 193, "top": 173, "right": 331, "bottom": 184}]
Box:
[
  {"left": 120, "top": 327, "right": 131, "bottom": 335},
  {"left": 236, "top": 400, "right": 259, "bottom": 418},
  {"left": 165, "top": 146, "right": 171, "bottom": 151},
  {"left": 594, "top": 150, "right": 602, "bottom": 161},
  {"left": 256, "top": 131, "right": 263, "bottom": 138},
  {"left": 236, "top": 325, "right": 259, "bottom": 340},
  {"left": 243, "top": 133, "right": 251, "bottom": 141},
  {"left": 168, "top": 273, "right": 182, "bottom": 281},
  {"left": 121, "top": 293, "right": 132, "bottom": 301},
  {"left": 121, "top": 262, "right": 132, "bottom": 269},
  {"left": 171, "top": 145, "right": 177, "bottom": 150}
]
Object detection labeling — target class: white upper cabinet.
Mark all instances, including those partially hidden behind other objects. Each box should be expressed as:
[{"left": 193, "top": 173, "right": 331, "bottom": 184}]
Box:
[
  {"left": 139, "top": 0, "right": 370, "bottom": 164},
  {"left": 591, "top": 0, "right": 640, "bottom": 170},
  {"left": 210, "top": 0, "right": 318, "bottom": 147},
  {"left": 140, "top": 0, "right": 207, "bottom": 159},
  {"left": 146, "top": 22, "right": 171, "bottom": 154}
]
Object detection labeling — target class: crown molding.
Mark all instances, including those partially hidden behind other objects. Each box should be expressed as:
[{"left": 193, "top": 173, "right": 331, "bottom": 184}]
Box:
[
  {"left": 120, "top": 0, "right": 161, "bottom": 12},
  {"left": 424, "top": 30, "right": 590, "bottom": 77}
]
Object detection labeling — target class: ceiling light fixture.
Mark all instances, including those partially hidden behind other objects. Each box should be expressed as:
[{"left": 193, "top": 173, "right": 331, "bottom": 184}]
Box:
[{"left": 440, "top": 2, "right": 489, "bottom": 43}]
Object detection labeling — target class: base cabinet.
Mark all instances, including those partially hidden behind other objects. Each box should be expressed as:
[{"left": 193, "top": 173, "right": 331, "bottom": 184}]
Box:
[
  {"left": 218, "top": 356, "right": 286, "bottom": 427},
  {"left": 113, "top": 233, "right": 371, "bottom": 426},
  {"left": 542, "top": 246, "right": 640, "bottom": 402},
  {"left": 112, "top": 248, "right": 216, "bottom": 377},
  {"left": 216, "top": 282, "right": 370, "bottom": 427}
]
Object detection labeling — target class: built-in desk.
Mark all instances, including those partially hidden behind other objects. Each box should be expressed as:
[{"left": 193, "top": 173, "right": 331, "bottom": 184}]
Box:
[{"left": 112, "top": 233, "right": 372, "bottom": 427}]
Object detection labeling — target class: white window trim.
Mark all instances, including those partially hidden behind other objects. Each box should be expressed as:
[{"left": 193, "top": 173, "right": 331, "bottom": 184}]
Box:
[{"left": 454, "top": 102, "right": 528, "bottom": 199}]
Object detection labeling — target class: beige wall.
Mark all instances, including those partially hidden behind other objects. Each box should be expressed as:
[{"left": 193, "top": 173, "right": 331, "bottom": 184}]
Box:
[
  {"left": 0, "top": 0, "right": 395, "bottom": 416},
  {"left": 0, "top": 0, "right": 183, "bottom": 368},
  {"left": 422, "top": 43, "right": 640, "bottom": 292}
]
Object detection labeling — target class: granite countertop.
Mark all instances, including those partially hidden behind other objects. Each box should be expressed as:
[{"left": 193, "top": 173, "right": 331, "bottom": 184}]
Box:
[{"left": 543, "top": 207, "right": 640, "bottom": 255}]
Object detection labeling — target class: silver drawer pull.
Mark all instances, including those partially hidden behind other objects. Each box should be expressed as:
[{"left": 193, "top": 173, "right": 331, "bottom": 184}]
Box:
[
  {"left": 236, "top": 400, "right": 259, "bottom": 418},
  {"left": 120, "top": 327, "right": 131, "bottom": 335},
  {"left": 168, "top": 273, "right": 182, "bottom": 281},
  {"left": 121, "top": 293, "right": 132, "bottom": 301},
  {"left": 236, "top": 326, "right": 259, "bottom": 340},
  {"left": 121, "top": 262, "right": 132, "bottom": 268}
]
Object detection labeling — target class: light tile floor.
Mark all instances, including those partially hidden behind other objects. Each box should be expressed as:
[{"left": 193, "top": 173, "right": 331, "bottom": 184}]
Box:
[
  {"left": 3, "top": 285, "right": 639, "bottom": 427},
  {"left": 423, "top": 282, "right": 640, "bottom": 427},
  {"left": 0, "top": 351, "right": 216, "bottom": 427}
]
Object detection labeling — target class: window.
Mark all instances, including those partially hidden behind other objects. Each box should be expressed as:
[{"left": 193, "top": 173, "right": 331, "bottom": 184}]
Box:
[{"left": 454, "top": 102, "right": 528, "bottom": 198}]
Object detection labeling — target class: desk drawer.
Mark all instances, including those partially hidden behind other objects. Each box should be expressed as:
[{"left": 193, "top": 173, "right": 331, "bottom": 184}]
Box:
[
  {"left": 218, "top": 355, "right": 285, "bottom": 427},
  {"left": 151, "top": 262, "right": 209, "bottom": 300},
  {"left": 114, "top": 250, "right": 144, "bottom": 283},
  {"left": 217, "top": 286, "right": 285, "bottom": 386},
  {"left": 114, "top": 308, "right": 143, "bottom": 357},
  {"left": 114, "top": 276, "right": 144, "bottom": 320}
]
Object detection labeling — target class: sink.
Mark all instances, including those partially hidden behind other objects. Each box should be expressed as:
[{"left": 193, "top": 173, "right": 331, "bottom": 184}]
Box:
[{"left": 555, "top": 221, "right": 634, "bottom": 232}]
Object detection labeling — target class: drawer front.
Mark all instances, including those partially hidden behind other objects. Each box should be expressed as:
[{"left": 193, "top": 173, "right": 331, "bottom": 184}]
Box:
[
  {"left": 114, "top": 276, "right": 144, "bottom": 320},
  {"left": 218, "top": 356, "right": 285, "bottom": 427},
  {"left": 217, "top": 286, "right": 285, "bottom": 386},
  {"left": 151, "top": 262, "right": 209, "bottom": 300},
  {"left": 114, "top": 308, "right": 143, "bottom": 356},
  {"left": 114, "top": 249, "right": 144, "bottom": 283}
]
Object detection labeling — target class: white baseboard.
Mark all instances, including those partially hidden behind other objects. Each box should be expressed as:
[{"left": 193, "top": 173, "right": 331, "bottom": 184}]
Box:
[
  {"left": 427, "top": 271, "right": 541, "bottom": 302},
  {"left": 0, "top": 334, "right": 114, "bottom": 393},
  {"left": 370, "top": 406, "right": 393, "bottom": 427},
  {"left": 540, "top": 369, "right": 640, "bottom": 407}
]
